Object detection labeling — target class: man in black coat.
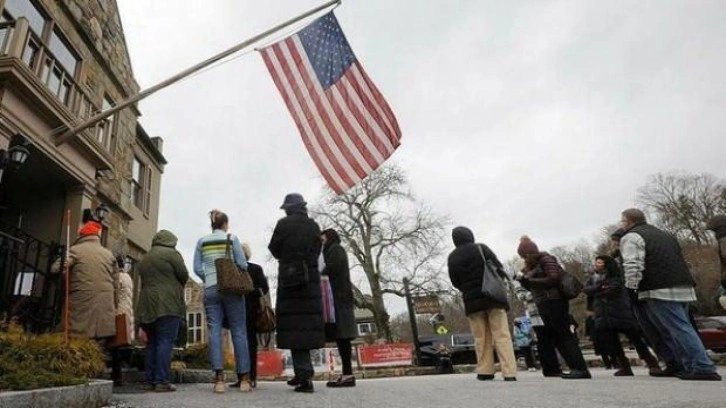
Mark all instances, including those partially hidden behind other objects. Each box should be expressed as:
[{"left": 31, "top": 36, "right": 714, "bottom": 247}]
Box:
[
  {"left": 448, "top": 226, "right": 517, "bottom": 381},
  {"left": 268, "top": 193, "right": 324, "bottom": 393}
]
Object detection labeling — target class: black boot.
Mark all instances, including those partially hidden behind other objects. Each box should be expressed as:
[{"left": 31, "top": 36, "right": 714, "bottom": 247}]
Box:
[
  {"left": 613, "top": 355, "right": 633, "bottom": 377},
  {"left": 294, "top": 379, "right": 314, "bottom": 393}
]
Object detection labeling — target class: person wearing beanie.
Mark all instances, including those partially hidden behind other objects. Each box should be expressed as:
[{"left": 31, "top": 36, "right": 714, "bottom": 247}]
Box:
[
  {"left": 268, "top": 193, "right": 324, "bottom": 393},
  {"left": 65, "top": 221, "right": 117, "bottom": 341},
  {"left": 515, "top": 236, "right": 591, "bottom": 379},
  {"left": 448, "top": 226, "right": 517, "bottom": 381}
]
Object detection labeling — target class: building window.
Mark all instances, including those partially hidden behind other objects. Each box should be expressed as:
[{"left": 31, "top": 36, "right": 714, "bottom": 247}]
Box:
[
  {"left": 184, "top": 287, "right": 192, "bottom": 304},
  {"left": 131, "top": 157, "right": 143, "bottom": 209},
  {"left": 2, "top": 0, "right": 81, "bottom": 108},
  {"left": 187, "top": 312, "right": 203, "bottom": 344},
  {"left": 131, "top": 156, "right": 153, "bottom": 215},
  {"left": 96, "top": 96, "right": 116, "bottom": 153},
  {"left": 358, "top": 322, "right": 377, "bottom": 336},
  {"left": 3, "top": 0, "right": 45, "bottom": 35},
  {"left": 144, "top": 166, "right": 153, "bottom": 215}
]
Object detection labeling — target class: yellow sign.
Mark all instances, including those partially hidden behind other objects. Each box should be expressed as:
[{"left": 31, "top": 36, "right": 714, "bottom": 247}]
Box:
[{"left": 435, "top": 325, "right": 449, "bottom": 335}]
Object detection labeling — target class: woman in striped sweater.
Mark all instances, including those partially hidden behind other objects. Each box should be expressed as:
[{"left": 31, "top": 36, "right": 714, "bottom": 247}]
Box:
[{"left": 193, "top": 209, "right": 250, "bottom": 393}]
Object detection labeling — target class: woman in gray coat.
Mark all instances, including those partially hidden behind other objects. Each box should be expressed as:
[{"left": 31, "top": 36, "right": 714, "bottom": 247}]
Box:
[{"left": 321, "top": 228, "right": 357, "bottom": 387}]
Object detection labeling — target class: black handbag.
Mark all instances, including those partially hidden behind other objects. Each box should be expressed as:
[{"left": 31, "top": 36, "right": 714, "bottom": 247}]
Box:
[
  {"left": 278, "top": 259, "right": 309, "bottom": 288},
  {"left": 476, "top": 245, "right": 509, "bottom": 305}
]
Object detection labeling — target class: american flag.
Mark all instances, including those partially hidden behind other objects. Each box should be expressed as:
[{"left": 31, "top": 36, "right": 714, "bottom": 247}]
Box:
[{"left": 261, "top": 12, "right": 402, "bottom": 194}]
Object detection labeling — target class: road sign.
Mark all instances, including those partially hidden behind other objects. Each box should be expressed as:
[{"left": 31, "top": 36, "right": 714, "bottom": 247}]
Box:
[
  {"left": 413, "top": 295, "right": 441, "bottom": 315},
  {"left": 435, "top": 325, "right": 449, "bottom": 335}
]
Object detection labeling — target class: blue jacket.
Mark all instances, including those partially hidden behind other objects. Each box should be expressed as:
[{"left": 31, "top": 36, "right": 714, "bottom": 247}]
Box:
[{"left": 513, "top": 324, "right": 532, "bottom": 348}]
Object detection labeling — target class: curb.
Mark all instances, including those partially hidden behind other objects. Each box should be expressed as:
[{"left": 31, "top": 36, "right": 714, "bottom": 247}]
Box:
[{"left": 0, "top": 380, "right": 113, "bottom": 408}]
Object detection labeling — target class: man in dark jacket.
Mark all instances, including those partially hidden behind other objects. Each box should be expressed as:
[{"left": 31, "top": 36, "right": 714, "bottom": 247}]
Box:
[
  {"left": 448, "top": 226, "right": 517, "bottom": 381},
  {"left": 706, "top": 215, "right": 726, "bottom": 310},
  {"left": 268, "top": 193, "right": 324, "bottom": 393},
  {"left": 620, "top": 208, "right": 721, "bottom": 381}
]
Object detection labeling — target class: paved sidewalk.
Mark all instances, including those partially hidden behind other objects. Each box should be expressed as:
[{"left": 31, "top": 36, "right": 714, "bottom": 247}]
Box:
[{"left": 110, "top": 368, "right": 724, "bottom": 408}]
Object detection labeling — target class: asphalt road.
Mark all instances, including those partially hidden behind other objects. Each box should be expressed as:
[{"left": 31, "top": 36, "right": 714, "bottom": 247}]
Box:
[{"left": 110, "top": 368, "right": 724, "bottom": 408}]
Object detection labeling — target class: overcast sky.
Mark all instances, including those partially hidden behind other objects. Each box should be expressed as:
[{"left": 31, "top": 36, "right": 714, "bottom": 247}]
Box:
[{"left": 117, "top": 1, "right": 726, "bottom": 313}]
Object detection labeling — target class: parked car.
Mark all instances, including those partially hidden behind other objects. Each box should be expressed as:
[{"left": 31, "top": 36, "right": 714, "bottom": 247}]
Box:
[
  {"left": 418, "top": 333, "right": 477, "bottom": 366},
  {"left": 695, "top": 316, "right": 726, "bottom": 353}
]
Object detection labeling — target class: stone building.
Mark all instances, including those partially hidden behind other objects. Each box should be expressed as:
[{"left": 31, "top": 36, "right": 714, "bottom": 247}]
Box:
[
  {"left": 184, "top": 280, "right": 206, "bottom": 346},
  {"left": 0, "top": 0, "right": 165, "bottom": 330}
]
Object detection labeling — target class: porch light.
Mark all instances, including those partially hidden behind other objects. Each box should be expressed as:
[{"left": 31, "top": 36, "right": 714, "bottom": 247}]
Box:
[{"left": 95, "top": 203, "right": 109, "bottom": 221}]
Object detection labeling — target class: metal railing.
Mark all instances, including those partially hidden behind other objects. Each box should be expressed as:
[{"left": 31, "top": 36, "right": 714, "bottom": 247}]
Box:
[{"left": 0, "top": 222, "right": 65, "bottom": 333}]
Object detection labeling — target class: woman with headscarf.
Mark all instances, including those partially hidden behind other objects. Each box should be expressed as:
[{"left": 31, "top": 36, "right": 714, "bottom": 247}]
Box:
[
  {"left": 239, "top": 243, "right": 269, "bottom": 389},
  {"left": 515, "top": 236, "right": 591, "bottom": 379},
  {"left": 320, "top": 228, "right": 357, "bottom": 387},
  {"left": 193, "top": 210, "right": 250, "bottom": 393},
  {"left": 268, "top": 193, "right": 324, "bottom": 393}
]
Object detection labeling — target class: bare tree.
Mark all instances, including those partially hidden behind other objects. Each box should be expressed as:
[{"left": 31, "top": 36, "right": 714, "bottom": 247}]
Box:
[
  {"left": 312, "top": 164, "right": 450, "bottom": 342},
  {"left": 637, "top": 172, "right": 726, "bottom": 245}
]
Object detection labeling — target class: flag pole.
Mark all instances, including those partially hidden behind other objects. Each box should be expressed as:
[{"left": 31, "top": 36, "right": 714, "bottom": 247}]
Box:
[{"left": 54, "top": 0, "right": 341, "bottom": 146}]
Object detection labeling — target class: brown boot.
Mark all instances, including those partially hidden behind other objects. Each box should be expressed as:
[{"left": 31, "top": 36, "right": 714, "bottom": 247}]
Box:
[{"left": 213, "top": 370, "right": 225, "bottom": 393}]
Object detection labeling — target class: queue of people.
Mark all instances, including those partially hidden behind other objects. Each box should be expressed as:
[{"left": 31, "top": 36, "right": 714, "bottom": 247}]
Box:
[
  {"left": 60, "top": 199, "right": 724, "bottom": 393},
  {"left": 446, "top": 208, "right": 723, "bottom": 383}
]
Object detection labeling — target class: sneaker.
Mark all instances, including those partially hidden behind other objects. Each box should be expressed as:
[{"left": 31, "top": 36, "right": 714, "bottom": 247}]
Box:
[
  {"left": 504, "top": 377, "right": 517, "bottom": 382},
  {"left": 155, "top": 383, "right": 176, "bottom": 392},
  {"left": 651, "top": 366, "right": 683, "bottom": 378},
  {"left": 678, "top": 372, "right": 722, "bottom": 381},
  {"left": 476, "top": 374, "right": 495, "bottom": 381},
  {"left": 527, "top": 368, "right": 537, "bottom": 372},
  {"left": 326, "top": 375, "right": 356, "bottom": 387},
  {"left": 294, "top": 379, "right": 314, "bottom": 393},
  {"left": 239, "top": 374, "right": 252, "bottom": 392},
  {"left": 214, "top": 381, "right": 225, "bottom": 394},
  {"left": 561, "top": 370, "right": 592, "bottom": 379},
  {"left": 140, "top": 383, "right": 155, "bottom": 392}
]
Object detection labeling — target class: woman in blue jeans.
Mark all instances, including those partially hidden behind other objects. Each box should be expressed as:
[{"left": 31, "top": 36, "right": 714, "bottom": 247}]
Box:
[
  {"left": 194, "top": 210, "right": 250, "bottom": 393},
  {"left": 136, "top": 230, "right": 189, "bottom": 392}
]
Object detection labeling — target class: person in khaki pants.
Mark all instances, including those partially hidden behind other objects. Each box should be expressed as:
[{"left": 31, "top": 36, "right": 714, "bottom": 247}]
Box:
[{"left": 448, "top": 226, "right": 517, "bottom": 381}]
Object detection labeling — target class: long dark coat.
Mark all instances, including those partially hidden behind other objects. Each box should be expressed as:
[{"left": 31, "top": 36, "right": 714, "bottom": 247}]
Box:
[
  {"left": 447, "top": 227, "right": 508, "bottom": 315},
  {"left": 583, "top": 256, "right": 637, "bottom": 331},
  {"left": 268, "top": 209, "right": 325, "bottom": 350},
  {"left": 322, "top": 233, "right": 357, "bottom": 340}
]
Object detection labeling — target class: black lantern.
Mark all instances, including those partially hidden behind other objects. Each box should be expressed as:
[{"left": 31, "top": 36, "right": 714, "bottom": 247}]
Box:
[{"left": 95, "top": 203, "right": 109, "bottom": 221}]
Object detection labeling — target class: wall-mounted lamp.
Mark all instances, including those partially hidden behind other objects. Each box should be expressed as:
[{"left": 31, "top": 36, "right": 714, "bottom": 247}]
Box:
[{"left": 0, "top": 134, "right": 31, "bottom": 183}]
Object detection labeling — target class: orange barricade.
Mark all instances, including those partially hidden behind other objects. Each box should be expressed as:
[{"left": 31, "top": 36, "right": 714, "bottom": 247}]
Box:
[{"left": 257, "top": 349, "right": 284, "bottom": 377}]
